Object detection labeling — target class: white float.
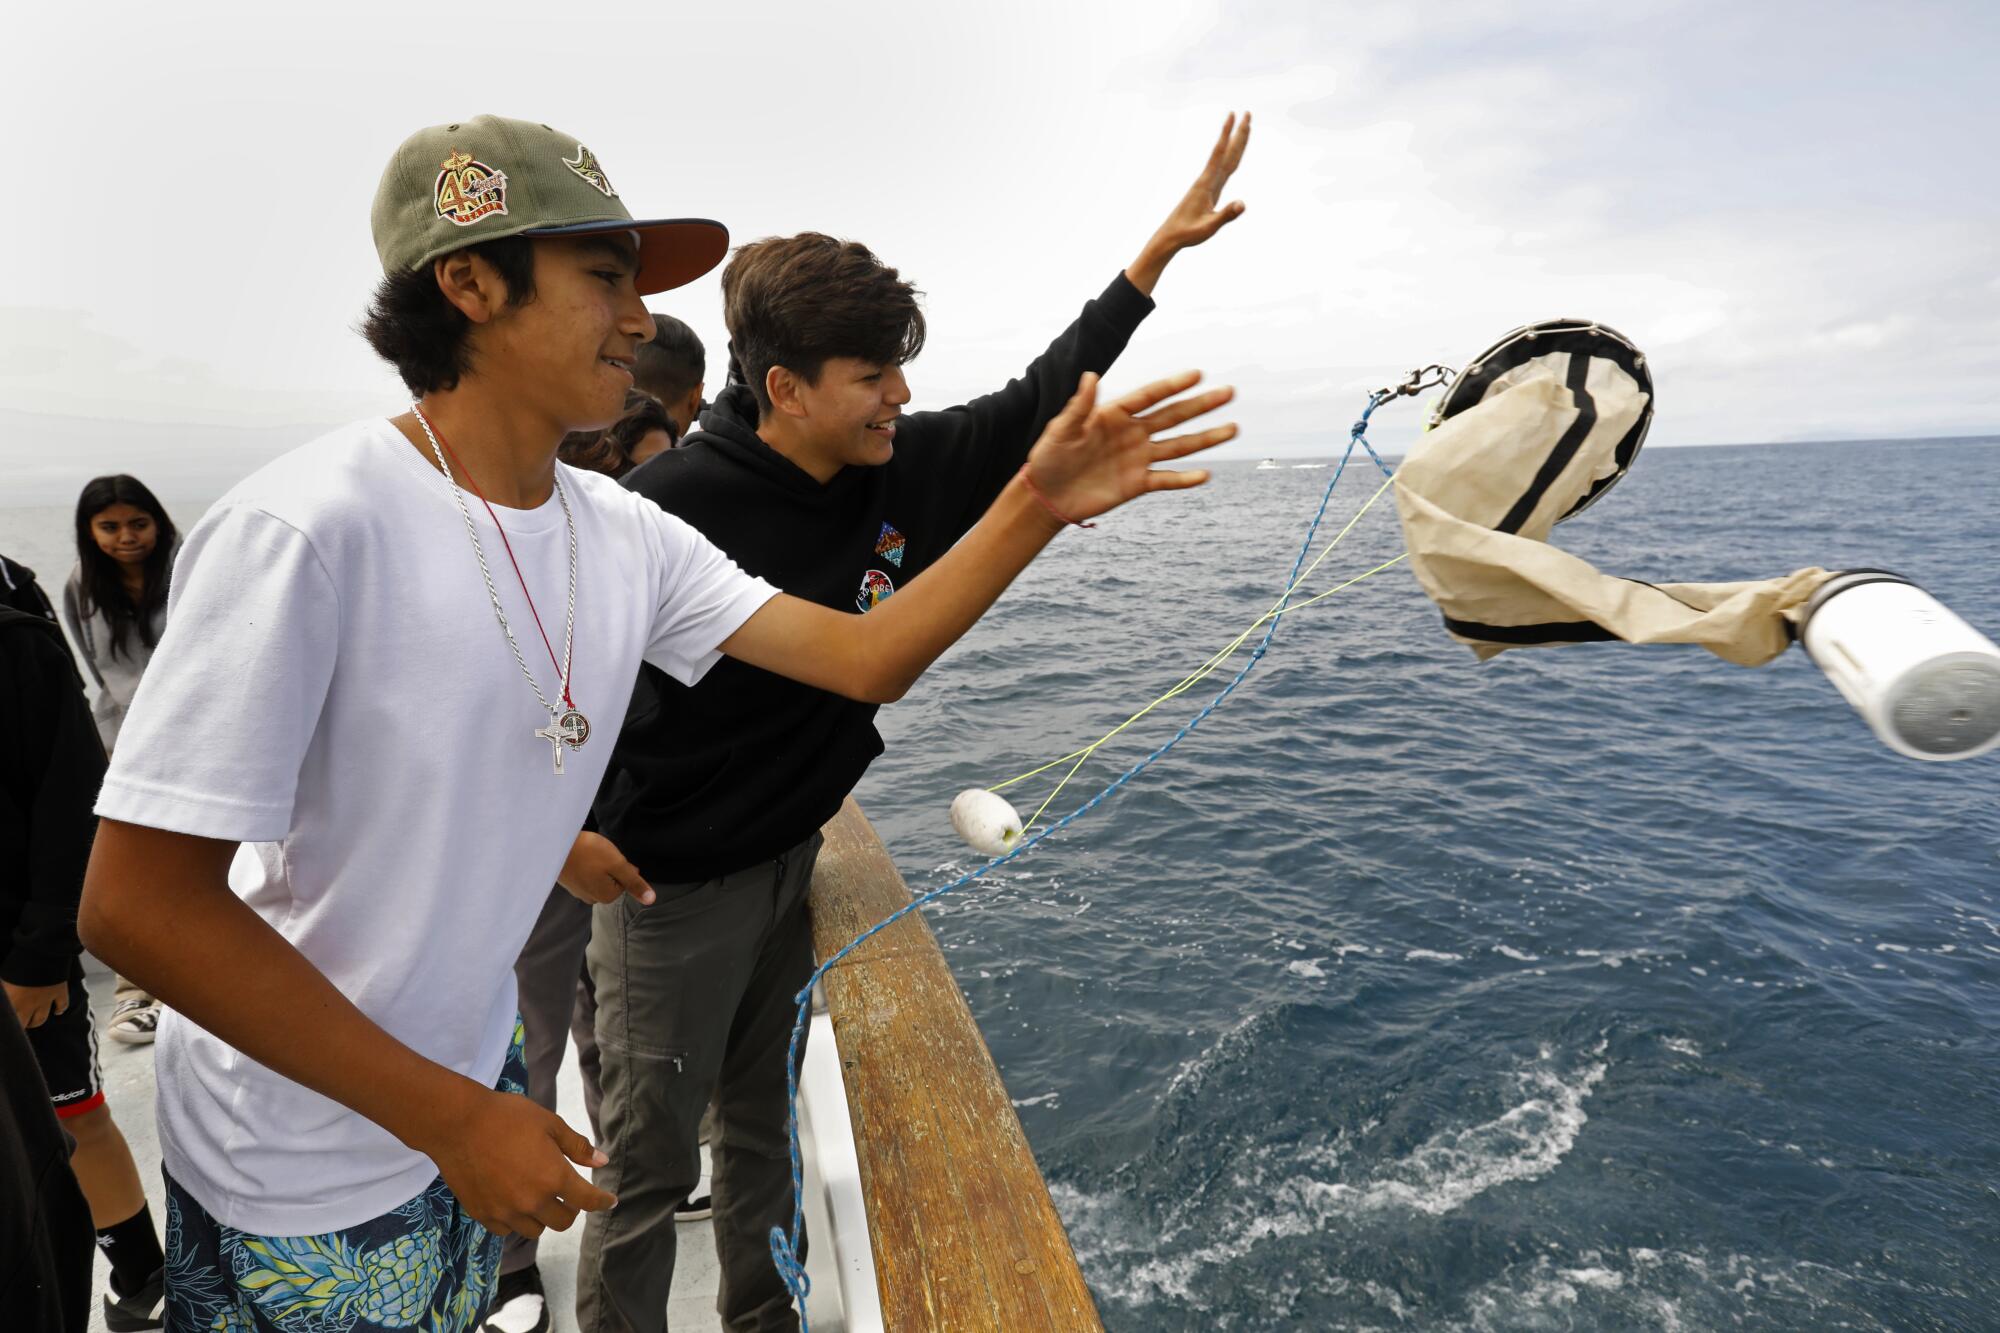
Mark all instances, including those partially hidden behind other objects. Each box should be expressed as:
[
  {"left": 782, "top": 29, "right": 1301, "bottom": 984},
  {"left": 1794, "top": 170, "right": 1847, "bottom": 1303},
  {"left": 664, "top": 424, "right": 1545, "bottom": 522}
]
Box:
[
  {"left": 949, "top": 788, "right": 1026, "bottom": 857},
  {"left": 1801, "top": 571, "right": 2000, "bottom": 762}
]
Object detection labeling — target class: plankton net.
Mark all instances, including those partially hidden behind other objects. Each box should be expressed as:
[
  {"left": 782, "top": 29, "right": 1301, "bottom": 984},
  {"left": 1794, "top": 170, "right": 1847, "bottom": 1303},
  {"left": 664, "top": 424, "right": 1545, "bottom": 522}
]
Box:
[{"left": 1392, "top": 319, "right": 1829, "bottom": 668}]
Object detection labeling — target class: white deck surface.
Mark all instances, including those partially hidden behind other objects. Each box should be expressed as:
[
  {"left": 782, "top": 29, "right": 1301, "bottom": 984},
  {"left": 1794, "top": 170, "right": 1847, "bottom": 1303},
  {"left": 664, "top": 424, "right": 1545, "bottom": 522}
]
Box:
[{"left": 79, "top": 966, "right": 845, "bottom": 1332}]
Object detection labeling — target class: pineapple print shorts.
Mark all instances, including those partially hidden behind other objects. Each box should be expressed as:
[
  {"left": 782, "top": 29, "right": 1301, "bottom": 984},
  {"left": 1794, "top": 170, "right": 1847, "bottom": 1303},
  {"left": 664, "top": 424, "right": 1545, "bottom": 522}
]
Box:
[{"left": 160, "top": 1022, "right": 529, "bottom": 1333}]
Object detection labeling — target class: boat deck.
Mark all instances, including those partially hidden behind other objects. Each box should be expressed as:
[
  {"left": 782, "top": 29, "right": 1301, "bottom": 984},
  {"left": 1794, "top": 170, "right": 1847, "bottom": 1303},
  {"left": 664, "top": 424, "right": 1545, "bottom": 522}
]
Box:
[{"left": 76, "top": 965, "right": 846, "bottom": 1332}]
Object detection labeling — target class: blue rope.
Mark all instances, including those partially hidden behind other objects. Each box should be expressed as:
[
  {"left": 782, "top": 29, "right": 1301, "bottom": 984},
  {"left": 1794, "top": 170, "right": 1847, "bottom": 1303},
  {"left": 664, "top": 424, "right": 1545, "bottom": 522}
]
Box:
[{"left": 771, "top": 396, "right": 1400, "bottom": 1326}]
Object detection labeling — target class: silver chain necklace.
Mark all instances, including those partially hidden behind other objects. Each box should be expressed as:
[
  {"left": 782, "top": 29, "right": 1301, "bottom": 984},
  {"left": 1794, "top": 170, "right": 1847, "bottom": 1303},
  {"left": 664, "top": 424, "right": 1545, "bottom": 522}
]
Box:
[{"left": 411, "top": 405, "right": 591, "bottom": 774}]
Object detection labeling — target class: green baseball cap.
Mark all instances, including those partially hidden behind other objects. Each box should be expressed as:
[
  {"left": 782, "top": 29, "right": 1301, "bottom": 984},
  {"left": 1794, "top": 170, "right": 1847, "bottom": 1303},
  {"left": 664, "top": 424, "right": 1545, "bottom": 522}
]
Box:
[{"left": 371, "top": 115, "right": 728, "bottom": 296}]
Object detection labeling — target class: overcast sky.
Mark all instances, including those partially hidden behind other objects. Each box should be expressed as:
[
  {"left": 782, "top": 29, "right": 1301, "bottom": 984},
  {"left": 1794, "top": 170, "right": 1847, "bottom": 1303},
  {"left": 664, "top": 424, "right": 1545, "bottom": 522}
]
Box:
[{"left": 3, "top": 0, "right": 1995, "bottom": 501}]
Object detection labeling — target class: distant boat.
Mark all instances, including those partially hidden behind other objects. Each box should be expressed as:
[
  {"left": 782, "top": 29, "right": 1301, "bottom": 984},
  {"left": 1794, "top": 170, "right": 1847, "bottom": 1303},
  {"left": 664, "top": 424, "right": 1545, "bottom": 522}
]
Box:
[
  {"left": 1290, "top": 462, "right": 1327, "bottom": 470},
  {"left": 1255, "top": 458, "right": 1281, "bottom": 470}
]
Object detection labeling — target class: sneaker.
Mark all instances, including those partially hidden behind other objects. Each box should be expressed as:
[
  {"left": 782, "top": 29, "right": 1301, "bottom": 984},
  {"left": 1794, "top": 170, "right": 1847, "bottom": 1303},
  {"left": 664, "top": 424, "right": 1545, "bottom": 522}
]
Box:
[
  {"left": 104, "top": 1265, "right": 165, "bottom": 1331},
  {"left": 481, "top": 1264, "right": 550, "bottom": 1333},
  {"left": 674, "top": 1193, "right": 713, "bottom": 1223},
  {"left": 107, "top": 996, "right": 161, "bottom": 1045}
]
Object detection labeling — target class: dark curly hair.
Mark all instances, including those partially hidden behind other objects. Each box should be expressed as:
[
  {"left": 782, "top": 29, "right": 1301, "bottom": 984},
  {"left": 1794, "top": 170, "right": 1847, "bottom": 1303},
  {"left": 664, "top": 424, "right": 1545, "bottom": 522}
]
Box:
[
  {"left": 721, "top": 233, "right": 925, "bottom": 419},
  {"left": 360, "top": 236, "right": 539, "bottom": 395},
  {"left": 557, "top": 389, "right": 676, "bottom": 480},
  {"left": 73, "top": 474, "right": 177, "bottom": 661}
]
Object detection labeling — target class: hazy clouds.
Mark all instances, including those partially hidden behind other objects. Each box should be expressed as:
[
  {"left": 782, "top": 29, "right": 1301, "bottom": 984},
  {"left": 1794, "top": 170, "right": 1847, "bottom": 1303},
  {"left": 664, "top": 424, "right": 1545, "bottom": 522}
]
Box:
[{"left": 2, "top": 0, "right": 1993, "bottom": 502}]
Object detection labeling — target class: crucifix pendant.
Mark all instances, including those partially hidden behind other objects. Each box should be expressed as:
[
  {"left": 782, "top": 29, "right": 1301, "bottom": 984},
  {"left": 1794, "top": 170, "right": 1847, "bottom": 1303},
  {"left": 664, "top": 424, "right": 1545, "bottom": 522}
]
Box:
[{"left": 533, "top": 708, "right": 591, "bottom": 775}]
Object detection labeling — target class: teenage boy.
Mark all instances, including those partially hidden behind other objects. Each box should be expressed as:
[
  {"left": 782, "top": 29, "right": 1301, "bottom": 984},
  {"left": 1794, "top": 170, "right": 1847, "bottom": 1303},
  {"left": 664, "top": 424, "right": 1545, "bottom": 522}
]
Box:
[
  {"left": 1, "top": 599, "right": 166, "bottom": 1329},
  {"left": 77, "top": 113, "right": 1236, "bottom": 1332},
  {"left": 635, "top": 313, "right": 706, "bottom": 439},
  {"left": 578, "top": 115, "right": 1250, "bottom": 1333}
]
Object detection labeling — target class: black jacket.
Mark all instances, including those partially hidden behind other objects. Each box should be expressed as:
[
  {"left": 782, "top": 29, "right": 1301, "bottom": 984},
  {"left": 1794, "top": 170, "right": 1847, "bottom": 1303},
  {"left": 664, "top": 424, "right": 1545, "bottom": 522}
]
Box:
[
  {"left": 0, "top": 607, "right": 105, "bottom": 988},
  {"left": 598, "top": 273, "right": 1155, "bottom": 882},
  {"left": 0, "top": 557, "right": 73, "bottom": 679}
]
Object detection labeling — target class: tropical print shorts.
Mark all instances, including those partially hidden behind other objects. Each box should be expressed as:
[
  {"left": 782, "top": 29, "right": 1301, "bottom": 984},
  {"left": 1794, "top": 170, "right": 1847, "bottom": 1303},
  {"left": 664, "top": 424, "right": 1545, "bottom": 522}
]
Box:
[{"left": 162, "top": 1019, "right": 529, "bottom": 1333}]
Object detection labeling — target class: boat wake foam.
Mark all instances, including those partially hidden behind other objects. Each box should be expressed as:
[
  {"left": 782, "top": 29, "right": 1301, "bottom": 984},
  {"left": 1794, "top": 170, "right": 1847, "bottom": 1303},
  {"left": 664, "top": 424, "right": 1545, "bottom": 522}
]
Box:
[
  {"left": 1059, "top": 1046, "right": 1610, "bottom": 1308},
  {"left": 1318, "top": 1053, "right": 1604, "bottom": 1217}
]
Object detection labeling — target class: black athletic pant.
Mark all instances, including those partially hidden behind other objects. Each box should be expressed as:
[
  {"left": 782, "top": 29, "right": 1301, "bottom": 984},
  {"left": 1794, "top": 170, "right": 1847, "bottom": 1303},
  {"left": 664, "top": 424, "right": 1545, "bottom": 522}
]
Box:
[{"left": 0, "top": 997, "right": 94, "bottom": 1332}]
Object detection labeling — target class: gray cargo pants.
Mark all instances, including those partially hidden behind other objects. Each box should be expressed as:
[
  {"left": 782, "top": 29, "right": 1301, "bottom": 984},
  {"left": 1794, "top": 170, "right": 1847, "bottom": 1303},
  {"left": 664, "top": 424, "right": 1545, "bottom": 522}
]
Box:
[
  {"left": 577, "top": 830, "right": 821, "bottom": 1333},
  {"left": 500, "top": 883, "right": 604, "bottom": 1276}
]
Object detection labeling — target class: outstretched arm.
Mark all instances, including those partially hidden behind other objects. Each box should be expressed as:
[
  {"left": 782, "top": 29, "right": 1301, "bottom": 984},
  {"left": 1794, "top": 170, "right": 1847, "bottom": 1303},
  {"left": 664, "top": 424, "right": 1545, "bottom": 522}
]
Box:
[
  {"left": 922, "top": 114, "right": 1253, "bottom": 532},
  {"left": 1125, "top": 111, "right": 1252, "bottom": 296},
  {"left": 722, "top": 370, "right": 1236, "bottom": 701}
]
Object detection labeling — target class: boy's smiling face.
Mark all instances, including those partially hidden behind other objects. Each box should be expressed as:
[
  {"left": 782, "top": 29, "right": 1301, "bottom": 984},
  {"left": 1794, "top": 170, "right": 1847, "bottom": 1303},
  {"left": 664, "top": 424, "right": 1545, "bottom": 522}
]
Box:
[
  {"left": 778, "top": 357, "right": 912, "bottom": 473},
  {"left": 479, "top": 235, "right": 658, "bottom": 436}
]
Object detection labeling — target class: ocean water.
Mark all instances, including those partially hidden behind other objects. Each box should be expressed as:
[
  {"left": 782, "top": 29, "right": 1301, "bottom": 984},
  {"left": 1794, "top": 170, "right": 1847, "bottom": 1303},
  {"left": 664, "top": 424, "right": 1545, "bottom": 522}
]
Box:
[
  {"left": 4, "top": 435, "right": 1996, "bottom": 1330},
  {"left": 856, "top": 437, "right": 2000, "bottom": 1332}
]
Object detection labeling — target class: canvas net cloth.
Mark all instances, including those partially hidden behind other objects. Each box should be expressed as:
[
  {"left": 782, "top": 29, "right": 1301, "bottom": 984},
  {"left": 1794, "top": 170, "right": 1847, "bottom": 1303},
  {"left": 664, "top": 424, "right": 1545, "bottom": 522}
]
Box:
[{"left": 1390, "top": 331, "right": 1831, "bottom": 667}]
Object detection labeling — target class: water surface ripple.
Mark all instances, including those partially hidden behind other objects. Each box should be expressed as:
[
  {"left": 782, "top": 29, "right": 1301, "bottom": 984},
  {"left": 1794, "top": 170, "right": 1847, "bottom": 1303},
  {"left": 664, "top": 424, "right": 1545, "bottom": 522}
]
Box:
[{"left": 860, "top": 438, "right": 2000, "bottom": 1331}]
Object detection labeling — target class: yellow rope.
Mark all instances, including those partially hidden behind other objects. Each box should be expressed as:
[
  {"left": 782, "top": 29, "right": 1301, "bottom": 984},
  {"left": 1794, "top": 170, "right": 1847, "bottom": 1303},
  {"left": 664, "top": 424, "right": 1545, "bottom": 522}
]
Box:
[
  {"left": 994, "top": 473, "right": 1408, "bottom": 830},
  {"left": 995, "top": 474, "right": 1402, "bottom": 795}
]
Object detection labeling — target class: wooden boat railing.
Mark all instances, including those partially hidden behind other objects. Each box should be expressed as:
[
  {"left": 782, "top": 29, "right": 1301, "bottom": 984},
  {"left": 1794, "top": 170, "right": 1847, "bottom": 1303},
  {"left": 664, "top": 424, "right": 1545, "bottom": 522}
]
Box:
[{"left": 808, "top": 798, "right": 1105, "bottom": 1331}]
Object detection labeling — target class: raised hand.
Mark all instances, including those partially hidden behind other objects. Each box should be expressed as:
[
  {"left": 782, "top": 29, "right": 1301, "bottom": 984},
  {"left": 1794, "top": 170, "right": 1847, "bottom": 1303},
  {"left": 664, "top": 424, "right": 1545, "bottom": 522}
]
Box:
[
  {"left": 1127, "top": 112, "right": 1252, "bottom": 293},
  {"left": 1022, "top": 371, "right": 1237, "bottom": 525}
]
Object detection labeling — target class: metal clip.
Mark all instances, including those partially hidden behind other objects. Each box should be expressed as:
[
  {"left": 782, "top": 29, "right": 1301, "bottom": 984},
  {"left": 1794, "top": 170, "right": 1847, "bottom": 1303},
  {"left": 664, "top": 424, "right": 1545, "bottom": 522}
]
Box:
[{"left": 1373, "top": 363, "right": 1456, "bottom": 403}]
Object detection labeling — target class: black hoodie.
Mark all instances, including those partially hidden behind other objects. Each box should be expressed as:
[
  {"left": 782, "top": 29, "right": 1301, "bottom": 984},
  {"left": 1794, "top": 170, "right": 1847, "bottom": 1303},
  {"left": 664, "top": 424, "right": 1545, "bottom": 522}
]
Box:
[
  {"left": 0, "top": 556, "right": 59, "bottom": 624},
  {"left": 0, "top": 606, "right": 105, "bottom": 989},
  {"left": 599, "top": 273, "right": 1154, "bottom": 882}
]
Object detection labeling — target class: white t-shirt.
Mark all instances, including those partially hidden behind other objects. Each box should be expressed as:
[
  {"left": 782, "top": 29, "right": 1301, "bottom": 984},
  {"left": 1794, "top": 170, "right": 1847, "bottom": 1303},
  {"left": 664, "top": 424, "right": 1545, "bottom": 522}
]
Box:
[{"left": 96, "top": 418, "right": 777, "bottom": 1234}]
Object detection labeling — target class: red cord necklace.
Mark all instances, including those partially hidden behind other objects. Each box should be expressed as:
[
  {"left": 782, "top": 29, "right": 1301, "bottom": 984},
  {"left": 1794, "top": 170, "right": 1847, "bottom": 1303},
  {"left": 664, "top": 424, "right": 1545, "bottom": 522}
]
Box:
[{"left": 411, "top": 405, "right": 592, "bottom": 773}]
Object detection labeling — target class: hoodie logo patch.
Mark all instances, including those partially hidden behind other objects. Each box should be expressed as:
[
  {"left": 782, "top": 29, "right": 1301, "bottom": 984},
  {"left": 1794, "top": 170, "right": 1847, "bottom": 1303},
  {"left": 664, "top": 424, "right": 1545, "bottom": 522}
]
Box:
[
  {"left": 875, "top": 523, "right": 906, "bottom": 568},
  {"left": 856, "top": 569, "right": 895, "bottom": 612}
]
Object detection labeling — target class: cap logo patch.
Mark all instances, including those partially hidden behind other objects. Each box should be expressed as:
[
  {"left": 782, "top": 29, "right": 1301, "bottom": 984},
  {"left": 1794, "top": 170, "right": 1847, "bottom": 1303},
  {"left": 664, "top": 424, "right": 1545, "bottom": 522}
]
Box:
[
  {"left": 435, "top": 150, "right": 509, "bottom": 227},
  {"left": 563, "top": 144, "right": 617, "bottom": 197}
]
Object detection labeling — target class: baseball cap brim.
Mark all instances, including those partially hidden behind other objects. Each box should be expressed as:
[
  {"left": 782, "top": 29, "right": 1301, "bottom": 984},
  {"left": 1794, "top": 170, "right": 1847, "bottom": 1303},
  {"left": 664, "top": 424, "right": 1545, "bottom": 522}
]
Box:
[{"left": 523, "top": 217, "right": 730, "bottom": 295}]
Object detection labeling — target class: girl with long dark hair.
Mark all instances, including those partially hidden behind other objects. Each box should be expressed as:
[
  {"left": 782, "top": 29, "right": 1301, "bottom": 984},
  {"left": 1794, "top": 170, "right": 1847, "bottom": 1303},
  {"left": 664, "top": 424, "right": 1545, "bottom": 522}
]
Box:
[
  {"left": 63, "top": 475, "right": 177, "bottom": 752},
  {"left": 63, "top": 474, "right": 177, "bottom": 1046}
]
